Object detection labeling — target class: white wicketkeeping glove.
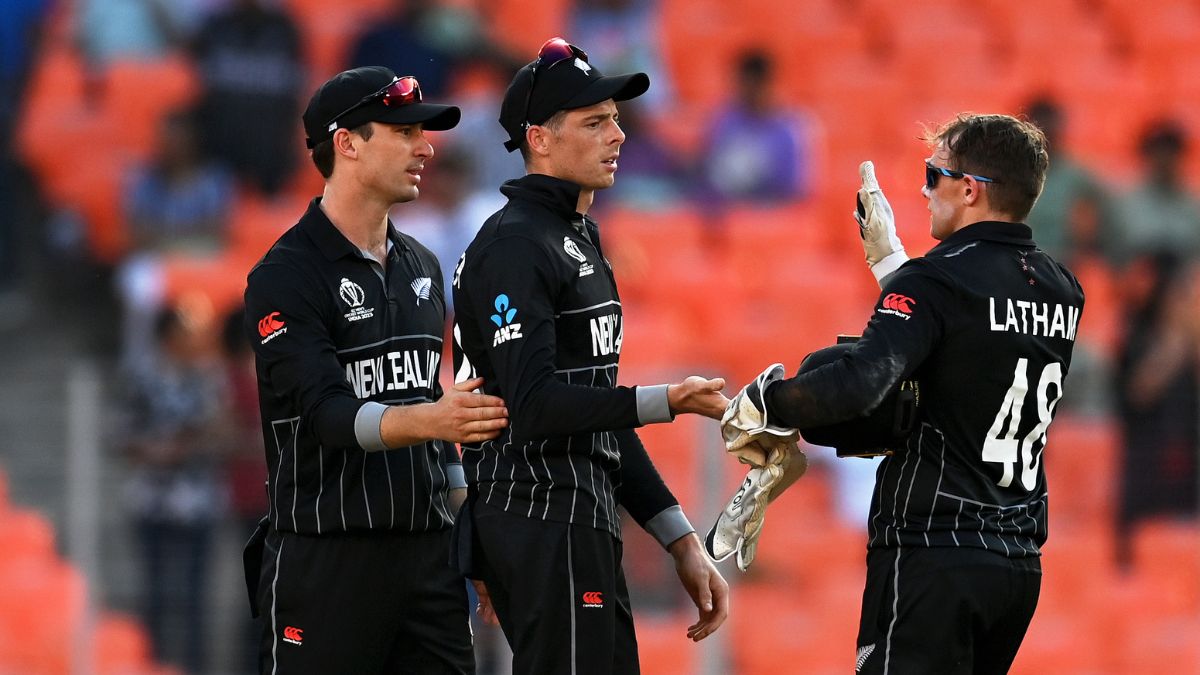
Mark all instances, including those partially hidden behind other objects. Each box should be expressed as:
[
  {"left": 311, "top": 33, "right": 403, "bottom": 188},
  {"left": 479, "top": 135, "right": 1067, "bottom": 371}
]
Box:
[
  {"left": 720, "top": 364, "right": 799, "bottom": 467},
  {"left": 704, "top": 443, "right": 808, "bottom": 571},
  {"left": 855, "top": 160, "right": 909, "bottom": 286}
]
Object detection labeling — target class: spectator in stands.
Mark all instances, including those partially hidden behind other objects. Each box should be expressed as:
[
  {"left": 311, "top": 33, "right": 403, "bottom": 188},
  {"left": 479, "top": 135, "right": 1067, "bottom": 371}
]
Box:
[
  {"left": 568, "top": 0, "right": 673, "bottom": 112},
  {"left": 0, "top": 0, "right": 49, "bottom": 306},
  {"left": 388, "top": 145, "right": 502, "bottom": 311},
  {"left": 1109, "top": 121, "right": 1200, "bottom": 264},
  {"left": 1023, "top": 97, "right": 1112, "bottom": 263},
  {"left": 115, "top": 107, "right": 234, "bottom": 371},
  {"left": 695, "top": 51, "right": 814, "bottom": 206},
  {"left": 602, "top": 103, "right": 688, "bottom": 211},
  {"left": 348, "top": 0, "right": 513, "bottom": 99},
  {"left": 1113, "top": 250, "right": 1200, "bottom": 570},
  {"left": 441, "top": 61, "right": 525, "bottom": 194},
  {"left": 75, "top": 0, "right": 178, "bottom": 66},
  {"left": 191, "top": 0, "right": 304, "bottom": 196},
  {"left": 118, "top": 304, "right": 225, "bottom": 674}
]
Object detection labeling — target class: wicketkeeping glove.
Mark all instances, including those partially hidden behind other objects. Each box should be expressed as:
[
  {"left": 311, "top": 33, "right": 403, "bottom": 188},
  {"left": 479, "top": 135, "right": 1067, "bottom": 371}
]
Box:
[
  {"left": 855, "top": 160, "right": 909, "bottom": 285},
  {"left": 704, "top": 443, "right": 808, "bottom": 571},
  {"left": 720, "top": 364, "right": 799, "bottom": 467}
]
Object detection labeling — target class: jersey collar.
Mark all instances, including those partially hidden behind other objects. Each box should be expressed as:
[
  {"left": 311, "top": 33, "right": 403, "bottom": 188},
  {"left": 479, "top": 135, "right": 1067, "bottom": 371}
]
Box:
[
  {"left": 931, "top": 220, "right": 1035, "bottom": 254},
  {"left": 499, "top": 174, "right": 585, "bottom": 221},
  {"left": 300, "top": 197, "right": 408, "bottom": 262}
]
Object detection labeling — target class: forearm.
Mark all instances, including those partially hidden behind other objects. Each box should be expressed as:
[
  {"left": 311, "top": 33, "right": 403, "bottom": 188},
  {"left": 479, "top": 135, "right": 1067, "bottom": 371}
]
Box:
[
  {"left": 765, "top": 354, "right": 905, "bottom": 430},
  {"left": 508, "top": 381, "right": 668, "bottom": 442}
]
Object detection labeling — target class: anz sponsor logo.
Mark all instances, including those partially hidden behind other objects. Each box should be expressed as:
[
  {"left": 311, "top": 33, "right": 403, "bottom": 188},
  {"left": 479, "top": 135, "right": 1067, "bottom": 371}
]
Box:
[
  {"left": 490, "top": 294, "right": 523, "bottom": 346},
  {"left": 589, "top": 313, "right": 622, "bottom": 356}
]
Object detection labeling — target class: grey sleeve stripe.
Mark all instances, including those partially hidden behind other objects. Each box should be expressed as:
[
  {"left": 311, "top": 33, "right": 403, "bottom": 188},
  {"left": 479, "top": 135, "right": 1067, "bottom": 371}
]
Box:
[
  {"left": 446, "top": 463, "right": 467, "bottom": 489},
  {"left": 644, "top": 505, "right": 694, "bottom": 549},
  {"left": 636, "top": 384, "right": 673, "bottom": 425},
  {"left": 354, "top": 402, "right": 389, "bottom": 451}
]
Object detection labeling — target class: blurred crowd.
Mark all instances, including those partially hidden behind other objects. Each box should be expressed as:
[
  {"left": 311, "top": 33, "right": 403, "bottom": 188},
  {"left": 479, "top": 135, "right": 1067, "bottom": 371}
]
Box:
[{"left": 2, "top": 0, "right": 1200, "bottom": 673}]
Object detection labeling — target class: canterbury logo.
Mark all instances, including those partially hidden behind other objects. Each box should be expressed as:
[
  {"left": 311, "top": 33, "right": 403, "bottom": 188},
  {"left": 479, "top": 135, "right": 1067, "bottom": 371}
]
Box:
[
  {"left": 258, "top": 312, "right": 285, "bottom": 337},
  {"left": 882, "top": 293, "right": 916, "bottom": 314},
  {"left": 581, "top": 591, "right": 604, "bottom": 607},
  {"left": 282, "top": 626, "right": 303, "bottom": 645}
]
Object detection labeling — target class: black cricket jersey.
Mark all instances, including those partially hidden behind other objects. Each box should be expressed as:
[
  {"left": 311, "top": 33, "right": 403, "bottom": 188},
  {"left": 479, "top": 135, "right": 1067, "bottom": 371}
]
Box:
[
  {"left": 244, "top": 198, "right": 460, "bottom": 536},
  {"left": 452, "top": 175, "right": 689, "bottom": 545},
  {"left": 767, "top": 221, "right": 1085, "bottom": 557}
]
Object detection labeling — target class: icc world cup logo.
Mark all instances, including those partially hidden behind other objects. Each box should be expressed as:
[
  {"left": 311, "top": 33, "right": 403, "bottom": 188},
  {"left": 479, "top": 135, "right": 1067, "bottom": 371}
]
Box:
[{"left": 339, "top": 278, "right": 365, "bottom": 308}]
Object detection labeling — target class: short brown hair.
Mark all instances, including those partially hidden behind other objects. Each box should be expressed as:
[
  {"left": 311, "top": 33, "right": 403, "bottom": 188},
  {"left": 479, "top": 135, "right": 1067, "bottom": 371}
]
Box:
[
  {"left": 924, "top": 113, "right": 1049, "bottom": 221},
  {"left": 310, "top": 122, "right": 375, "bottom": 178}
]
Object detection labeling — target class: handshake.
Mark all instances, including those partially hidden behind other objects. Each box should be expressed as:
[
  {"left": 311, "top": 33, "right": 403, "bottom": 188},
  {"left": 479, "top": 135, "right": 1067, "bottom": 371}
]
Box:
[
  {"left": 704, "top": 364, "right": 808, "bottom": 571},
  {"left": 704, "top": 161, "right": 911, "bottom": 571}
]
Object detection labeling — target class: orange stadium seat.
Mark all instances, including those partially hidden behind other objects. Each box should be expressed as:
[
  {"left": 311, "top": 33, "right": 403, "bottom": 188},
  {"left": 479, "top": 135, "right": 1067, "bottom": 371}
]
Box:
[
  {"left": 1041, "top": 414, "right": 1118, "bottom": 530},
  {"left": 286, "top": 0, "right": 392, "bottom": 79},
  {"left": 100, "top": 55, "right": 201, "bottom": 159},
  {"left": 479, "top": 0, "right": 569, "bottom": 59},
  {"left": 634, "top": 613, "right": 698, "bottom": 675},
  {"left": 1131, "top": 520, "right": 1200, "bottom": 616}
]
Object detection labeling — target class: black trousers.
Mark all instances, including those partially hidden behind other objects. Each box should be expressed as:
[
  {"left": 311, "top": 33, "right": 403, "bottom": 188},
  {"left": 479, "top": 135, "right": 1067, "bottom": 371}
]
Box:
[
  {"left": 472, "top": 499, "right": 640, "bottom": 675},
  {"left": 256, "top": 528, "right": 473, "bottom": 675},
  {"left": 856, "top": 546, "right": 1041, "bottom": 675}
]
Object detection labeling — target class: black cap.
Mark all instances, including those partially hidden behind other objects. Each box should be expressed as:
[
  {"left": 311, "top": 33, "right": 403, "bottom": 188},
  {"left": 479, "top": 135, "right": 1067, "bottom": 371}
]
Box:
[
  {"left": 303, "top": 66, "right": 460, "bottom": 149},
  {"left": 499, "top": 42, "right": 649, "bottom": 152}
]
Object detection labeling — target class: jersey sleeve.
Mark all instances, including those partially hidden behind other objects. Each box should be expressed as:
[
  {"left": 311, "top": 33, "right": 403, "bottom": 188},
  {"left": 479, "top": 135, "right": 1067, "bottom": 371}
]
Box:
[
  {"left": 244, "top": 262, "right": 364, "bottom": 449},
  {"left": 461, "top": 236, "right": 641, "bottom": 442},
  {"left": 767, "top": 261, "right": 955, "bottom": 429},
  {"left": 612, "top": 428, "right": 694, "bottom": 549}
]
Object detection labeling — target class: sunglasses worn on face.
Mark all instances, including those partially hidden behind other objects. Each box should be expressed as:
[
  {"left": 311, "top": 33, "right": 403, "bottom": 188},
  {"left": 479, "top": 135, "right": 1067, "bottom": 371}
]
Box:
[
  {"left": 326, "top": 76, "right": 423, "bottom": 133},
  {"left": 520, "top": 37, "right": 589, "bottom": 131},
  {"left": 925, "top": 162, "right": 999, "bottom": 190}
]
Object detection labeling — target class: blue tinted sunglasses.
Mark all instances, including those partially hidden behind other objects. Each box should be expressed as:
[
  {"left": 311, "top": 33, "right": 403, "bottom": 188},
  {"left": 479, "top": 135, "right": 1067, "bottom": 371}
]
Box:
[{"left": 925, "top": 162, "right": 999, "bottom": 190}]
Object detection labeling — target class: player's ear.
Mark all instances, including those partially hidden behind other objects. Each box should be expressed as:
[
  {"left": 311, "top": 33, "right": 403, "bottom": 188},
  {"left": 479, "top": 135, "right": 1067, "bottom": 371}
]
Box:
[
  {"left": 526, "top": 124, "right": 552, "bottom": 158},
  {"left": 962, "top": 175, "right": 982, "bottom": 207},
  {"left": 332, "top": 127, "right": 360, "bottom": 161}
]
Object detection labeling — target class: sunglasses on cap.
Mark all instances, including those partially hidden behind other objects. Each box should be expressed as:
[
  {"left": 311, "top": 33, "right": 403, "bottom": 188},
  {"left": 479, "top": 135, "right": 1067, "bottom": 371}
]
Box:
[
  {"left": 325, "top": 75, "right": 423, "bottom": 133},
  {"left": 925, "top": 162, "right": 999, "bottom": 190},
  {"left": 520, "top": 37, "right": 589, "bottom": 130}
]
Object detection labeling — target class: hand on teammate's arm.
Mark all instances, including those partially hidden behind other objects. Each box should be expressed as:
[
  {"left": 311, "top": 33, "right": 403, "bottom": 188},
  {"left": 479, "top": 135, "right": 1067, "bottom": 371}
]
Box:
[
  {"left": 667, "top": 533, "right": 729, "bottom": 641},
  {"left": 379, "top": 377, "right": 508, "bottom": 447},
  {"left": 470, "top": 580, "right": 500, "bottom": 626},
  {"left": 667, "top": 376, "right": 729, "bottom": 420}
]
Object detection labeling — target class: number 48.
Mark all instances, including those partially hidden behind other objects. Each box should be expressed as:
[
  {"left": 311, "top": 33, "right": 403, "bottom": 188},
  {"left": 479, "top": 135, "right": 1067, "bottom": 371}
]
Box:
[{"left": 981, "top": 358, "right": 1063, "bottom": 491}]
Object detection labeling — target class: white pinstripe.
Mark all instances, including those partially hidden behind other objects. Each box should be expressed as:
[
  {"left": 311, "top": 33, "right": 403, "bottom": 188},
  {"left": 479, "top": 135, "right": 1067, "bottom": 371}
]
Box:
[
  {"left": 268, "top": 536, "right": 285, "bottom": 675},
  {"left": 883, "top": 547, "right": 902, "bottom": 674},
  {"left": 335, "top": 333, "right": 443, "bottom": 355},
  {"left": 315, "top": 444, "right": 324, "bottom": 534}
]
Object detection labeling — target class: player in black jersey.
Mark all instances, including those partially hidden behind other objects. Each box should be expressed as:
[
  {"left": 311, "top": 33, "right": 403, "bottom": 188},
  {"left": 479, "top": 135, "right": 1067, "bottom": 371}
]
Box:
[
  {"left": 242, "top": 67, "right": 508, "bottom": 674},
  {"left": 722, "top": 113, "right": 1084, "bottom": 674},
  {"left": 451, "top": 38, "right": 729, "bottom": 674}
]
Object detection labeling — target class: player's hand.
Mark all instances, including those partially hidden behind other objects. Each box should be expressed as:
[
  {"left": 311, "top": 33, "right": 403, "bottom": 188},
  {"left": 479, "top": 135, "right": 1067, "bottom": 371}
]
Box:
[
  {"left": 667, "top": 376, "right": 729, "bottom": 420},
  {"left": 434, "top": 377, "right": 508, "bottom": 444},
  {"left": 668, "top": 533, "right": 729, "bottom": 641},
  {"left": 720, "top": 364, "right": 798, "bottom": 465},
  {"left": 855, "top": 160, "right": 908, "bottom": 285},
  {"left": 471, "top": 579, "right": 500, "bottom": 626}
]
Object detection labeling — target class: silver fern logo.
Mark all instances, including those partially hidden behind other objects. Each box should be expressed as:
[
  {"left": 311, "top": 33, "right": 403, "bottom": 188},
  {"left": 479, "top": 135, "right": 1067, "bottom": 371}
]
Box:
[
  {"left": 411, "top": 277, "right": 432, "bottom": 306},
  {"left": 855, "top": 644, "right": 875, "bottom": 671}
]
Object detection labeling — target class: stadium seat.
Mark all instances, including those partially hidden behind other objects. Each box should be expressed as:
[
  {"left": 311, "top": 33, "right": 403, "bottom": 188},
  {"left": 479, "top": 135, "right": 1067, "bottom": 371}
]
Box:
[
  {"left": 1131, "top": 520, "right": 1200, "bottom": 616},
  {"left": 634, "top": 613, "right": 698, "bottom": 675},
  {"left": 100, "top": 55, "right": 201, "bottom": 159}
]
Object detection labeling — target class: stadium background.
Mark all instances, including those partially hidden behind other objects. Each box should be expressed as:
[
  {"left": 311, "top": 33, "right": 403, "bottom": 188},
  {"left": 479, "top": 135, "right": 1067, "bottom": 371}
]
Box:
[{"left": 0, "top": 0, "right": 1198, "bottom": 673}]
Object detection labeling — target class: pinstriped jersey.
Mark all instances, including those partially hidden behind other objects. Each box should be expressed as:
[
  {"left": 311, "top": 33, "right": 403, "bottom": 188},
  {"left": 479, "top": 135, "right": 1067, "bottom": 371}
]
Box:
[
  {"left": 244, "top": 199, "right": 459, "bottom": 535},
  {"left": 768, "top": 221, "right": 1083, "bottom": 558},
  {"left": 452, "top": 175, "right": 677, "bottom": 540}
]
